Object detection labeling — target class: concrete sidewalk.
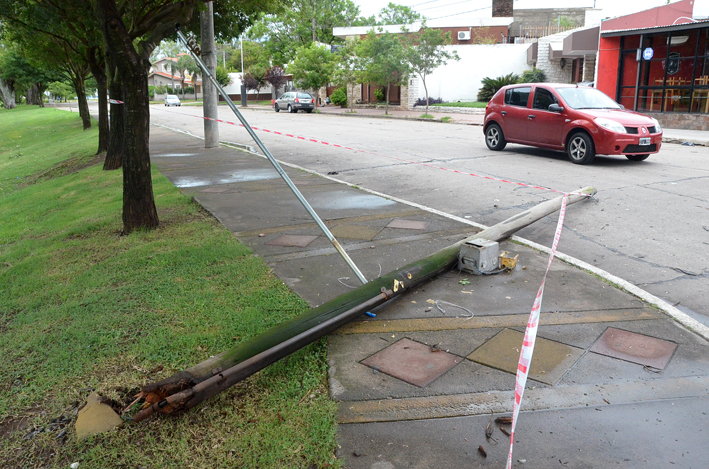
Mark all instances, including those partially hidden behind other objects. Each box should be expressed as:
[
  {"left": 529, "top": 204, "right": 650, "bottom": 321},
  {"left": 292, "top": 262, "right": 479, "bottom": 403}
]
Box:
[{"left": 149, "top": 125, "right": 709, "bottom": 468}]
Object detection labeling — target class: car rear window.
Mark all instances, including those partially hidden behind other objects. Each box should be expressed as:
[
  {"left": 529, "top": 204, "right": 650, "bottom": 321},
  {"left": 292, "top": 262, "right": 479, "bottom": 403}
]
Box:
[
  {"left": 297, "top": 93, "right": 312, "bottom": 99},
  {"left": 504, "top": 87, "right": 531, "bottom": 107}
]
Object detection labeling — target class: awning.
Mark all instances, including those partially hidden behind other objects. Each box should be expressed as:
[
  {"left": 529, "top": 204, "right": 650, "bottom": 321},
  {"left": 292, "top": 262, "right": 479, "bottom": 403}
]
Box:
[
  {"left": 549, "top": 42, "right": 563, "bottom": 59},
  {"left": 527, "top": 42, "right": 538, "bottom": 64},
  {"left": 562, "top": 26, "right": 600, "bottom": 57}
]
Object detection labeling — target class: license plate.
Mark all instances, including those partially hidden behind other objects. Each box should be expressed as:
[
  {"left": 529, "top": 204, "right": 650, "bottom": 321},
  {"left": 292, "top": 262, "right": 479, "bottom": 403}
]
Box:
[{"left": 639, "top": 137, "right": 651, "bottom": 145}]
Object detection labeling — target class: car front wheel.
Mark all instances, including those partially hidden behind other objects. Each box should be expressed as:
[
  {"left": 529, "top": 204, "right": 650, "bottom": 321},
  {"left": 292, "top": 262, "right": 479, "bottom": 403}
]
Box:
[
  {"left": 485, "top": 123, "right": 506, "bottom": 151},
  {"left": 567, "top": 132, "right": 595, "bottom": 165},
  {"left": 626, "top": 154, "right": 649, "bottom": 161},
  {"left": 275, "top": 104, "right": 280, "bottom": 112}
]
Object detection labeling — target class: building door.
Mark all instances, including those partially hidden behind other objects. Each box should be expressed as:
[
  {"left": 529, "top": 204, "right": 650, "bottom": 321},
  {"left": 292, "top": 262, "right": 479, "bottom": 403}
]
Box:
[{"left": 572, "top": 58, "right": 584, "bottom": 83}]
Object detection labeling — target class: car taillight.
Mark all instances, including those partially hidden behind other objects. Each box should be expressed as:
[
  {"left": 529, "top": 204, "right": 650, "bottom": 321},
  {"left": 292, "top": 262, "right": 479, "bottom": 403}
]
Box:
[{"left": 295, "top": 97, "right": 300, "bottom": 103}]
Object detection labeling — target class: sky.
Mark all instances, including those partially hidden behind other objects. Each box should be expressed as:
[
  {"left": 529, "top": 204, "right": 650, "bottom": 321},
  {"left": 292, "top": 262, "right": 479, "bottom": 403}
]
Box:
[{"left": 355, "top": 0, "right": 678, "bottom": 23}]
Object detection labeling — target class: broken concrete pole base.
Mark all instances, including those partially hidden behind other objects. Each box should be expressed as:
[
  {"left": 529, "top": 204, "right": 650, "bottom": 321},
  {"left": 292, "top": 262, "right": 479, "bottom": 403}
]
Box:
[{"left": 75, "top": 392, "right": 124, "bottom": 440}]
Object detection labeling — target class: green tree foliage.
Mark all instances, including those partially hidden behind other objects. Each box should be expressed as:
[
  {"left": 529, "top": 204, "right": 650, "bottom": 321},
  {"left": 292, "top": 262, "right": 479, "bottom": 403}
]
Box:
[
  {"left": 248, "top": 0, "right": 364, "bottom": 65},
  {"left": 377, "top": 2, "right": 421, "bottom": 25},
  {"left": 519, "top": 68, "right": 547, "bottom": 83},
  {"left": 290, "top": 43, "right": 336, "bottom": 100},
  {"left": 477, "top": 73, "right": 520, "bottom": 102},
  {"left": 332, "top": 39, "right": 362, "bottom": 112},
  {"left": 215, "top": 65, "right": 232, "bottom": 87},
  {"left": 47, "top": 80, "right": 74, "bottom": 101},
  {"left": 0, "top": 42, "right": 54, "bottom": 106},
  {"left": 150, "top": 39, "right": 187, "bottom": 62},
  {"left": 357, "top": 29, "right": 409, "bottom": 114},
  {"left": 330, "top": 87, "right": 347, "bottom": 106},
  {"left": 405, "top": 24, "right": 459, "bottom": 113},
  {"left": 229, "top": 40, "right": 269, "bottom": 72},
  {"left": 176, "top": 55, "right": 194, "bottom": 97}
]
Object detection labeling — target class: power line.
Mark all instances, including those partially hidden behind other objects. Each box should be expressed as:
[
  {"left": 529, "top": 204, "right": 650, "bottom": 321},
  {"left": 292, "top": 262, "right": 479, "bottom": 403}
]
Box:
[
  {"left": 427, "top": 5, "right": 491, "bottom": 20},
  {"left": 418, "top": 0, "right": 475, "bottom": 12}
]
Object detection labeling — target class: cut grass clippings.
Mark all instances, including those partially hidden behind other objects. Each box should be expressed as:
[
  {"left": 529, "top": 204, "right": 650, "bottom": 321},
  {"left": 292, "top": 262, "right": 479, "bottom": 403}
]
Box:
[{"left": 0, "top": 106, "right": 339, "bottom": 468}]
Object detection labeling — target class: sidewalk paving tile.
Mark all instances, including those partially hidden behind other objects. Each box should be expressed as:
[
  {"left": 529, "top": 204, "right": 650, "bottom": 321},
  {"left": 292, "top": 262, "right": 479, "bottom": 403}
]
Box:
[
  {"left": 361, "top": 337, "right": 464, "bottom": 387},
  {"left": 589, "top": 327, "right": 678, "bottom": 370},
  {"left": 266, "top": 234, "right": 319, "bottom": 248},
  {"left": 468, "top": 328, "right": 585, "bottom": 385},
  {"left": 386, "top": 219, "right": 430, "bottom": 230}
]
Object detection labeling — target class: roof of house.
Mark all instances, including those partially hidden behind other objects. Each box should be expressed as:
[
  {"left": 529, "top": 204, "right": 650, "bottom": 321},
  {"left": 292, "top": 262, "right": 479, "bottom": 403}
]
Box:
[{"left": 148, "top": 70, "right": 202, "bottom": 84}]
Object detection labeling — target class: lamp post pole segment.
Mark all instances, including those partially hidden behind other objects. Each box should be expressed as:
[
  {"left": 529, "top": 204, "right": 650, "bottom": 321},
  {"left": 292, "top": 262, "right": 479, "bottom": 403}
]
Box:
[{"left": 176, "top": 28, "right": 367, "bottom": 285}]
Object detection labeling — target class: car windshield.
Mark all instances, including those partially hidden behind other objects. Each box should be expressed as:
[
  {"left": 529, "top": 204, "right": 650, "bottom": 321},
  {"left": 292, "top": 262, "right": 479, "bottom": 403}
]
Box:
[
  {"left": 556, "top": 87, "right": 620, "bottom": 110},
  {"left": 167, "top": 95, "right": 178, "bottom": 99}
]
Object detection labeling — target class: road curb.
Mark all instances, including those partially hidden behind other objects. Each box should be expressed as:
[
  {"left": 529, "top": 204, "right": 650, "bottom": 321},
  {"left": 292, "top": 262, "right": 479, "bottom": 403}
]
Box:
[{"left": 151, "top": 121, "right": 709, "bottom": 341}]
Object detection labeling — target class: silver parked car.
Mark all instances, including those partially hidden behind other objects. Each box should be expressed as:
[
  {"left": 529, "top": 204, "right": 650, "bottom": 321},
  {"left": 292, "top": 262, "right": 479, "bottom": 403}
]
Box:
[
  {"left": 274, "top": 91, "right": 314, "bottom": 113},
  {"left": 164, "top": 94, "right": 181, "bottom": 106}
]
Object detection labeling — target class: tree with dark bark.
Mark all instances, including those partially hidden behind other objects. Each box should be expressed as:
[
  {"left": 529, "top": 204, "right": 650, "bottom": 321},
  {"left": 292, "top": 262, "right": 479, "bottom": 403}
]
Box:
[
  {"left": 265, "top": 65, "right": 286, "bottom": 99},
  {"left": 357, "top": 28, "right": 409, "bottom": 115},
  {"left": 0, "top": 0, "right": 109, "bottom": 150}
]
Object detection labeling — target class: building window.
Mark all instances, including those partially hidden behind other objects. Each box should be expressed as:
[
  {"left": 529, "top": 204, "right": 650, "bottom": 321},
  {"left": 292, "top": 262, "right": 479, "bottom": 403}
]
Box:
[{"left": 621, "top": 28, "right": 709, "bottom": 113}]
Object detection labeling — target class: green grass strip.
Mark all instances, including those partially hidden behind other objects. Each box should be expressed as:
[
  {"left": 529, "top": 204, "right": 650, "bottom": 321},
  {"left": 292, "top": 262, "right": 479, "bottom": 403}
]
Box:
[{"left": 0, "top": 106, "right": 339, "bottom": 468}]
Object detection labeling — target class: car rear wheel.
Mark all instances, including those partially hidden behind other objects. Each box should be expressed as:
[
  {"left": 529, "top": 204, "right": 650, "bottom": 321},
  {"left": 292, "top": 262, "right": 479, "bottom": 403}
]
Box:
[
  {"left": 275, "top": 104, "right": 280, "bottom": 112},
  {"left": 485, "top": 123, "right": 506, "bottom": 151},
  {"left": 567, "top": 132, "right": 595, "bottom": 165},
  {"left": 288, "top": 105, "right": 296, "bottom": 113},
  {"left": 626, "top": 154, "right": 649, "bottom": 161}
]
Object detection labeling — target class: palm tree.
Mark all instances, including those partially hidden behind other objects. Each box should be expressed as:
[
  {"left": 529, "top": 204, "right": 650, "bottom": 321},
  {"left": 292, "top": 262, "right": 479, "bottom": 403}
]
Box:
[
  {"left": 167, "top": 58, "right": 180, "bottom": 94},
  {"left": 184, "top": 57, "right": 200, "bottom": 100},
  {"left": 177, "top": 55, "right": 193, "bottom": 99}
]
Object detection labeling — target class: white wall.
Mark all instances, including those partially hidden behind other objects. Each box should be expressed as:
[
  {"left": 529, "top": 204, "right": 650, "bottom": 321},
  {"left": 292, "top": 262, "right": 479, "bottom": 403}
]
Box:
[
  {"left": 223, "top": 73, "right": 272, "bottom": 95},
  {"left": 415, "top": 44, "right": 531, "bottom": 102}
]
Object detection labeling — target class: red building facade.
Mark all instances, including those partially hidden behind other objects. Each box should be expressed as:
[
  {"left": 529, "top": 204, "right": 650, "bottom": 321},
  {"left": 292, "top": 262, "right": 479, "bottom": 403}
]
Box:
[{"left": 597, "top": 0, "right": 709, "bottom": 128}]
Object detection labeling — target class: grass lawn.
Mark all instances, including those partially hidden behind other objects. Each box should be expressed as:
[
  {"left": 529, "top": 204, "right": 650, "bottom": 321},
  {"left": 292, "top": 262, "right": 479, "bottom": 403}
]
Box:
[
  {"left": 430, "top": 101, "right": 487, "bottom": 108},
  {"left": 0, "top": 106, "right": 339, "bottom": 468}
]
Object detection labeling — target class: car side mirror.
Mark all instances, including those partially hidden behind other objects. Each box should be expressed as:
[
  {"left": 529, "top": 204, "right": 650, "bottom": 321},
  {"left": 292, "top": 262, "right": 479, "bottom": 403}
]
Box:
[
  {"left": 619, "top": 104, "right": 625, "bottom": 110},
  {"left": 548, "top": 103, "right": 564, "bottom": 112}
]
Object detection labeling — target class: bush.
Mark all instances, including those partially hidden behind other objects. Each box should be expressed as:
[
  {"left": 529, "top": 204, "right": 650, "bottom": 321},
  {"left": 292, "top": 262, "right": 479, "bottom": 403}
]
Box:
[
  {"left": 330, "top": 88, "right": 347, "bottom": 107},
  {"left": 374, "top": 88, "right": 384, "bottom": 102},
  {"left": 183, "top": 86, "right": 194, "bottom": 95},
  {"left": 477, "top": 73, "right": 520, "bottom": 102},
  {"left": 519, "top": 69, "right": 547, "bottom": 83},
  {"left": 148, "top": 86, "right": 156, "bottom": 98},
  {"left": 413, "top": 97, "right": 444, "bottom": 107}
]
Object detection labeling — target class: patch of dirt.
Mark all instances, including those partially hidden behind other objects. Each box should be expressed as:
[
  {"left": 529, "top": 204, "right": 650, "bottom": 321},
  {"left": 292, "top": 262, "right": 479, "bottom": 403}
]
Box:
[
  {"left": 22, "top": 153, "right": 105, "bottom": 187},
  {"left": 0, "top": 416, "right": 30, "bottom": 440}
]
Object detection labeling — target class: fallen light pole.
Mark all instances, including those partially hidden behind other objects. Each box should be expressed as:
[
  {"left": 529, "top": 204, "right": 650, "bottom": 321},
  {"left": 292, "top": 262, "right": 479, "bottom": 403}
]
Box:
[{"left": 134, "top": 187, "right": 596, "bottom": 422}]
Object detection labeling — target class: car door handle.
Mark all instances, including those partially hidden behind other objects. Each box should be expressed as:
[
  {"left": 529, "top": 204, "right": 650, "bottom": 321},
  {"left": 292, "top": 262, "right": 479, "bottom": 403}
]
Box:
[
  {"left": 501, "top": 111, "right": 507, "bottom": 115},
  {"left": 527, "top": 114, "right": 535, "bottom": 119}
]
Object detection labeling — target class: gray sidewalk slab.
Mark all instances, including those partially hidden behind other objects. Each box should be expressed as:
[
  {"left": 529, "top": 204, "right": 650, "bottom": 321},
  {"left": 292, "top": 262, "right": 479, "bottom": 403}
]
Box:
[{"left": 149, "top": 124, "right": 709, "bottom": 469}]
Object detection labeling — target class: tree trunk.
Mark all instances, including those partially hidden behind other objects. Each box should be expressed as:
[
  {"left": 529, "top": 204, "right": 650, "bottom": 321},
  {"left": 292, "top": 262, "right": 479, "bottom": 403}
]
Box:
[
  {"left": 423, "top": 76, "right": 429, "bottom": 114},
  {"left": 27, "top": 84, "right": 44, "bottom": 106},
  {"left": 0, "top": 77, "right": 16, "bottom": 109},
  {"left": 72, "top": 75, "right": 92, "bottom": 130},
  {"left": 137, "top": 187, "right": 597, "bottom": 418},
  {"left": 385, "top": 82, "right": 391, "bottom": 115},
  {"left": 88, "top": 47, "right": 109, "bottom": 154},
  {"left": 96, "top": 0, "right": 159, "bottom": 233},
  {"left": 104, "top": 55, "right": 124, "bottom": 170}
]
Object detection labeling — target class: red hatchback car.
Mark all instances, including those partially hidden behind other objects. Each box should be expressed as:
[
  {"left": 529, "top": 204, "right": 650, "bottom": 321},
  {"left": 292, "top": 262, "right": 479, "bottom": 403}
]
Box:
[{"left": 483, "top": 83, "right": 663, "bottom": 164}]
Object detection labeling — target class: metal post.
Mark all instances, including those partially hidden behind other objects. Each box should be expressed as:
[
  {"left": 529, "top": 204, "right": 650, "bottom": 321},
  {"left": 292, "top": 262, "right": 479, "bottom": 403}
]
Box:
[
  {"left": 240, "top": 36, "right": 247, "bottom": 106},
  {"left": 200, "top": 2, "right": 219, "bottom": 148},
  {"left": 176, "top": 28, "right": 368, "bottom": 285}
]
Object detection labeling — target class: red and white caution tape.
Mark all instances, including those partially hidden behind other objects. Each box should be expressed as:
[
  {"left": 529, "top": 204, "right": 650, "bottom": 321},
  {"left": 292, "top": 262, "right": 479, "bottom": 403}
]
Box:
[
  {"left": 109, "top": 99, "right": 124, "bottom": 104},
  {"left": 506, "top": 193, "right": 568, "bottom": 469},
  {"left": 160, "top": 109, "right": 591, "bottom": 198}
]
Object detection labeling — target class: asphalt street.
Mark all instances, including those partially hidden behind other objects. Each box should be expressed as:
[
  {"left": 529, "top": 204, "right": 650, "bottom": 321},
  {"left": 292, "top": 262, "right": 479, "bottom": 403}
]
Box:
[{"left": 145, "top": 103, "right": 709, "bottom": 327}]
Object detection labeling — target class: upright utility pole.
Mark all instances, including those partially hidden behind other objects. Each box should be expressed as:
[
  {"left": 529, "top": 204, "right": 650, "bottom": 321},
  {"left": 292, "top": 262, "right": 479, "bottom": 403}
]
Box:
[{"left": 201, "top": 1, "right": 219, "bottom": 148}]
